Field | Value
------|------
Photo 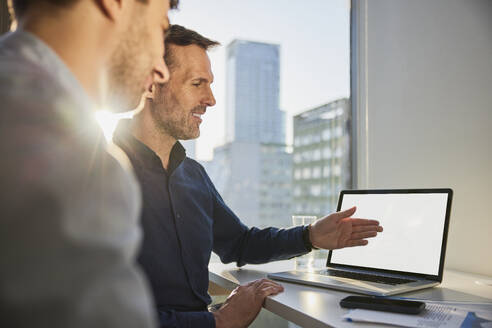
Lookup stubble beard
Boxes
[107,17,153,112]
[150,87,201,141]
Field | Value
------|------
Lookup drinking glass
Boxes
[292,215,317,271]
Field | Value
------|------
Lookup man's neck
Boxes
[19,3,111,107]
[131,109,176,170]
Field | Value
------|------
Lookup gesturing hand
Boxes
[213,278,284,328]
[309,206,383,250]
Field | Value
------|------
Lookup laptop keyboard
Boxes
[320,269,416,285]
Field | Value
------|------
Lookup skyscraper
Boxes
[292,98,351,217]
[207,40,292,228]
[225,40,285,144]
[208,141,292,228]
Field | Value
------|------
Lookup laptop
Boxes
[268,189,453,296]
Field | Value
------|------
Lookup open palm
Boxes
[309,207,383,250]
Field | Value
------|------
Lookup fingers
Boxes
[344,239,369,247]
[256,279,284,292]
[350,218,382,227]
[249,279,264,289]
[352,224,383,233]
[248,278,283,291]
[240,279,284,302]
[259,285,284,297]
[331,206,357,222]
[351,231,378,240]
[257,280,284,299]
[245,280,257,287]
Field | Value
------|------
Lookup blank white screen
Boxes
[330,193,448,276]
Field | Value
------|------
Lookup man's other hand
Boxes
[309,206,383,250]
[212,278,284,328]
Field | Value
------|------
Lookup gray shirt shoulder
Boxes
[0,30,156,328]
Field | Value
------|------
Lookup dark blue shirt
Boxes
[114,121,309,328]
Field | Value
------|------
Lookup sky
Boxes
[170,0,351,160]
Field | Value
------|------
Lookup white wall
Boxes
[352,0,492,276]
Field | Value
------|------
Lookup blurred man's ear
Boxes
[144,84,156,100]
[145,61,170,100]
[97,0,125,22]
[154,61,170,86]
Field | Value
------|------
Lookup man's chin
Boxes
[178,132,200,141]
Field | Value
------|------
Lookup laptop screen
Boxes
[329,190,451,277]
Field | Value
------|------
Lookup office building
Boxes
[208,142,292,228]
[207,40,292,228]
[292,98,351,218]
[225,40,285,144]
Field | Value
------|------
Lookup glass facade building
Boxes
[225,40,285,144]
[292,98,351,217]
[207,40,292,228]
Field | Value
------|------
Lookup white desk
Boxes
[209,261,492,328]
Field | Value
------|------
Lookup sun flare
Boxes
[95,110,134,142]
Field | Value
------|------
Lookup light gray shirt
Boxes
[0,30,156,328]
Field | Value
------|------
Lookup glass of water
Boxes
[292,215,317,271]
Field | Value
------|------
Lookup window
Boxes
[333,165,342,176]
[323,165,331,178]
[335,147,343,158]
[322,129,331,140]
[335,126,343,137]
[310,184,321,196]
[302,167,311,179]
[171,0,351,229]
[302,150,311,161]
[323,146,332,159]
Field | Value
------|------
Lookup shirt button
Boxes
[176,213,181,219]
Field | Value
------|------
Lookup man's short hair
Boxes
[164,24,220,71]
[9,0,179,19]
[9,0,75,18]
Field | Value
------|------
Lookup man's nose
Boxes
[153,59,170,85]
[204,87,216,107]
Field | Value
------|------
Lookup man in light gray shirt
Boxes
[0,0,178,326]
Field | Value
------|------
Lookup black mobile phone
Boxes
[340,296,425,314]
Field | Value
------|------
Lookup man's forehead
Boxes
[171,45,213,77]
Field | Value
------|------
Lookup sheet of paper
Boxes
[421,300,492,323]
[343,303,470,328]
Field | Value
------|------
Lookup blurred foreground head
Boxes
[8,0,179,112]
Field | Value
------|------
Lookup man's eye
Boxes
[192,83,201,87]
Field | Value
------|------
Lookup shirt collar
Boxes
[114,119,187,174]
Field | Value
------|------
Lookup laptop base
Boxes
[267,271,439,297]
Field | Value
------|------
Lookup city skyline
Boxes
[206,40,292,228]
[170,0,350,160]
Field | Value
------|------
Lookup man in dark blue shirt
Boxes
[114,25,383,328]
